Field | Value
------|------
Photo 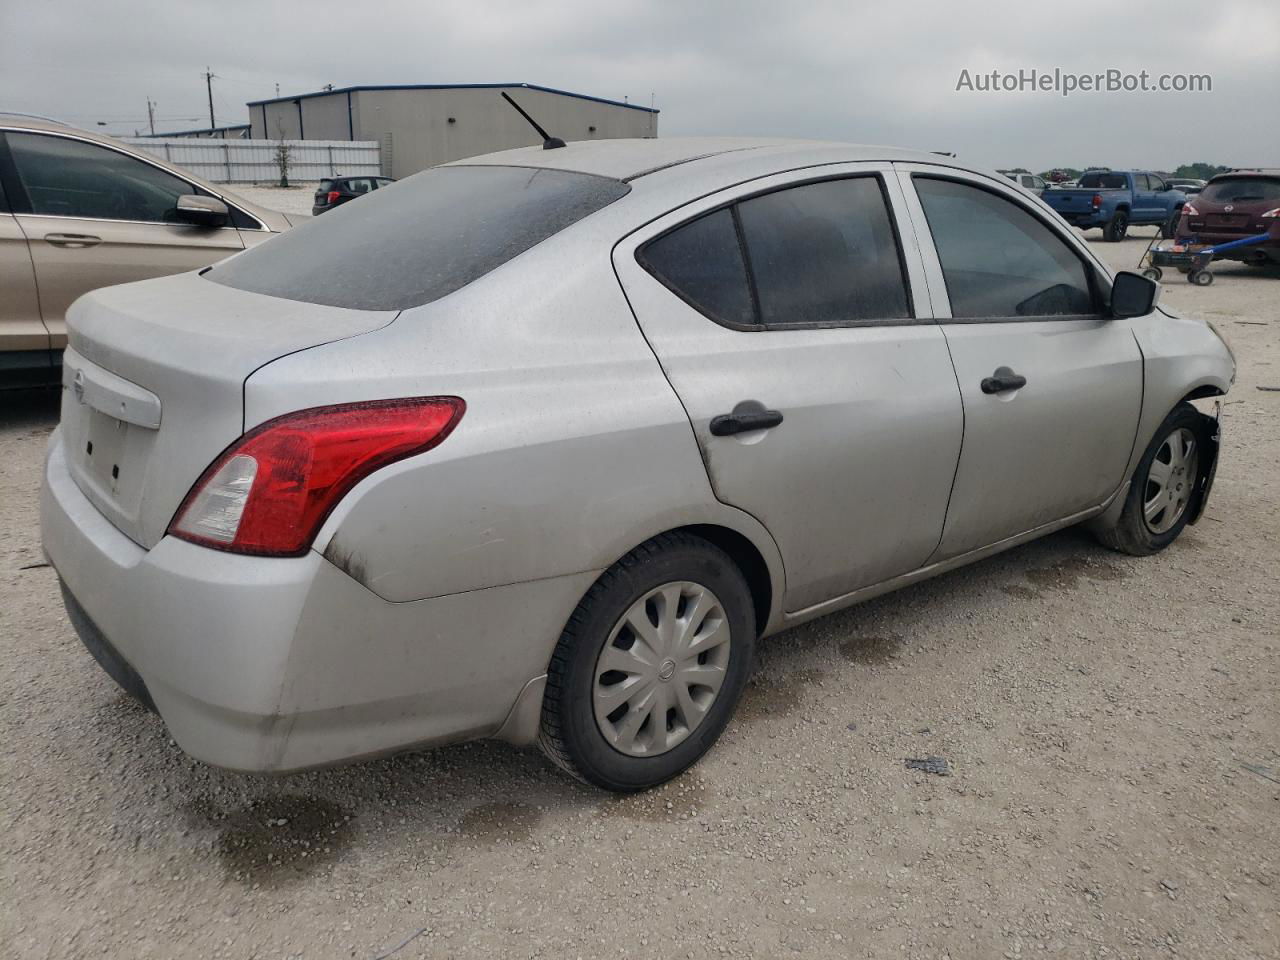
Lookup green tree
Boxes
[1174,162,1232,180]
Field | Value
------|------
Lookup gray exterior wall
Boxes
[250,85,657,178]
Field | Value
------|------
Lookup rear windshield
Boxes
[1199,176,1280,204]
[1078,173,1127,189]
[209,165,630,310]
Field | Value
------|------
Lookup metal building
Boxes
[246,83,659,178]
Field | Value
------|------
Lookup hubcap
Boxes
[1143,427,1198,534]
[592,581,732,757]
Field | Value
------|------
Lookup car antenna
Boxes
[501,92,566,150]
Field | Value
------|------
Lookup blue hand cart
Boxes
[1140,232,1272,286]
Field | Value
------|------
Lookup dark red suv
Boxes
[1177,170,1280,265]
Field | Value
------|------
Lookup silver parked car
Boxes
[41,138,1234,792]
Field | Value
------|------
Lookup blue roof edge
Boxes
[246,82,659,113]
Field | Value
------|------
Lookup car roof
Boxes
[451,137,957,183]
[1211,169,1280,179]
[0,112,79,133]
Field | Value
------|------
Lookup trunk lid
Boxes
[60,271,396,548]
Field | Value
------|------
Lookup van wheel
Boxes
[539,532,756,792]
[1104,210,1129,241]
[1092,404,1205,556]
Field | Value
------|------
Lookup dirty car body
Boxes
[41,138,1234,784]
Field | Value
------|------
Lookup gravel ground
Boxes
[2,233,1277,960]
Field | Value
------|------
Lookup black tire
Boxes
[1161,208,1181,240]
[1103,209,1129,242]
[1092,403,1207,556]
[1190,269,1214,286]
[539,532,756,792]
[1141,266,1163,282]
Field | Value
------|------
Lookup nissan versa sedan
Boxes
[0,114,298,387]
[41,138,1234,792]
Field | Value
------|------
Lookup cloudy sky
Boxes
[3,0,1277,172]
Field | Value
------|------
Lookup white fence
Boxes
[122,138,382,184]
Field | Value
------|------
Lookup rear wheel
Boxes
[1190,269,1214,286]
[1161,208,1181,239]
[539,532,756,792]
[1092,404,1205,556]
[1141,266,1163,282]
[1104,210,1129,242]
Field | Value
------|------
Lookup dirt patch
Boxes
[838,635,901,664]
[1001,584,1042,600]
[457,801,542,844]
[191,795,353,888]
[1025,555,1129,591]
[735,668,828,722]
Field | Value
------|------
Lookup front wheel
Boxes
[539,532,756,792]
[1092,404,1205,556]
[1142,266,1163,282]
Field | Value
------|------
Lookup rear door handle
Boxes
[45,233,102,249]
[980,367,1027,394]
[710,406,784,436]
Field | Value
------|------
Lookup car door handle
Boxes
[980,367,1027,394]
[45,233,102,249]
[709,408,784,436]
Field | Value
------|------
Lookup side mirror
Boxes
[1110,270,1159,319]
[174,194,229,227]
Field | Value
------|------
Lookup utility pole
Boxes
[204,67,216,130]
[146,97,156,136]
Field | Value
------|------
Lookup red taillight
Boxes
[168,398,465,557]
[1262,207,1280,218]
[1183,203,1199,217]
[326,190,341,204]
[1091,193,1102,209]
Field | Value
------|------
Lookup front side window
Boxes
[6,132,192,223]
[639,175,911,329]
[914,176,1096,318]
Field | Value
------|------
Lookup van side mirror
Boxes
[175,195,229,228]
[1110,271,1159,319]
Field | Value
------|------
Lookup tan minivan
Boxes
[1,114,298,387]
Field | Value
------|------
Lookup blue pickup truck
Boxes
[1042,171,1187,241]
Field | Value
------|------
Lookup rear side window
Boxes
[914,176,1096,318]
[639,175,911,329]
[1079,173,1127,189]
[209,165,630,310]
[637,209,755,326]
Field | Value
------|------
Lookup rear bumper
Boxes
[41,429,594,772]
[1056,212,1107,228]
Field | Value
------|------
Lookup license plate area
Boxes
[61,397,159,542]
[81,409,132,493]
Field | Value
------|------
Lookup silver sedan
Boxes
[41,138,1234,791]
